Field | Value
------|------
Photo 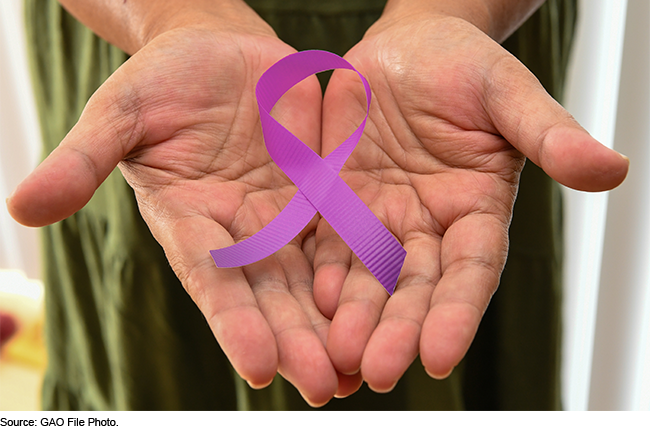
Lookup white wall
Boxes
[562,0,650,411]
[0,0,42,280]
[587,0,650,411]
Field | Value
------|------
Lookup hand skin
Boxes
[314,2,630,393]
[6,0,368,406]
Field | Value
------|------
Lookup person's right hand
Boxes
[6,12,352,406]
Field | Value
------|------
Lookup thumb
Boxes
[485,54,629,192]
[7,74,142,227]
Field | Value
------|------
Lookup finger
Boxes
[296,225,366,401]
[484,51,629,191]
[7,67,143,227]
[360,232,440,392]
[335,371,364,399]
[266,239,339,406]
[160,215,280,388]
[302,228,317,268]
[419,213,507,378]
[313,219,352,319]
[326,255,388,376]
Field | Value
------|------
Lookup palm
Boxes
[315,16,627,391]
[115,31,317,277]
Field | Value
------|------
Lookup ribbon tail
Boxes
[210,190,316,267]
[310,176,407,295]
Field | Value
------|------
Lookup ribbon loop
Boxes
[210,50,406,295]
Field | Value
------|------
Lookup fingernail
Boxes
[368,380,398,394]
[6,194,15,215]
[6,187,16,205]
[425,366,454,380]
[246,379,272,390]
[340,367,361,376]
[300,392,329,408]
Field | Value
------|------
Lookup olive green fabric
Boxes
[25,0,575,410]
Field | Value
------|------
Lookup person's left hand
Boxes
[312,12,629,393]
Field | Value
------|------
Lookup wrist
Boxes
[139,0,276,51]
[372,0,544,42]
[58,0,276,54]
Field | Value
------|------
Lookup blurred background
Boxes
[1,0,46,412]
[1,0,648,411]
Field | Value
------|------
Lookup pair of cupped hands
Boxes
[7,8,628,406]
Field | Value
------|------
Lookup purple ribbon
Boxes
[210,50,406,295]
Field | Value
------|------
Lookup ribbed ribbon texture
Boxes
[210,50,406,295]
